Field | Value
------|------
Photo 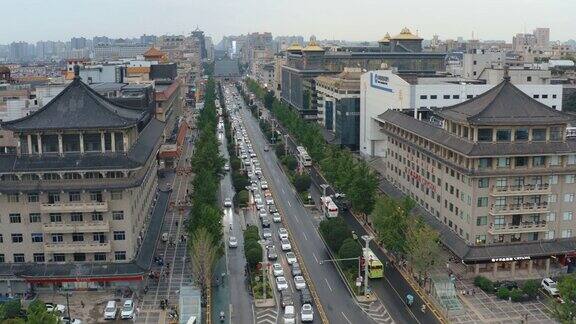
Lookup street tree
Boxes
[406,220,440,282]
[549,275,576,322]
[293,173,311,193]
[189,227,219,301]
[338,238,362,271]
[319,218,351,252]
[371,197,414,254]
[26,299,58,324]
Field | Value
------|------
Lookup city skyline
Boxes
[0,0,574,44]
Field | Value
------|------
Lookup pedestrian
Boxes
[81,300,85,308]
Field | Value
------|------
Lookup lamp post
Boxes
[361,235,373,296]
[59,290,72,320]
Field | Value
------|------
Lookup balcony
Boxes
[42,221,110,233]
[488,221,549,235]
[489,202,549,215]
[40,201,108,213]
[490,183,551,196]
[43,242,111,253]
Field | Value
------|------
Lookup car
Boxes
[280,290,293,307]
[262,228,272,239]
[251,152,257,158]
[261,181,269,189]
[493,280,518,293]
[261,217,271,228]
[266,197,275,205]
[268,205,278,214]
[300,288,313,305]
[103,300,117,320]
[224,198,232,207]
[273,263,284,277]
[542,278,560,296]
[45,303,66,313]
[294,276,307,290]
[276,276,289,291]
[254,194,262,205]
[278,228,289,240]
[291,262,302,276]
[228,236,238,248]
[301,303,314,322]
[244,159,251,166]
[259,210,267,219]
[256,202,265,210]
[267,246,278,260]
[120,299,135,319]
[263,189,272,197]
[264,145,270,152]
[224,163,230,171]
[251,183,259,191]
[286,252,297,264]
[283,305,296,324]
[281,238,292,251]
[59,317,82,324]
[272,213,282,223]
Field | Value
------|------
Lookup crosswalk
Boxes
[358,301,395,324]
[255,307,278,324]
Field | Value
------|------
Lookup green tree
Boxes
[232,172,250,192]
[319,218,351,252]
[522,279,539,298]
[264,90,274,110]
[275,143,286,157]
[405,220,440,281]
[371,197,414,254]
[282,156,298,171]
[189,227,219,303]
[26,299,58,324]
[338,238,362,271]
[549,275,576,322]
[235,190,249,207]
[188,204,222,244]
[245,245,263,270]
[293,173,311,193]
[0,299,22,320]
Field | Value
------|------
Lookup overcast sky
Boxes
[1,0,574,44]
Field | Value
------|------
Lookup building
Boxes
[0,68,166,292]
[360,69,563,157]
[377,77,576,278]
[191,29,207,59]
[462,50,506,79]
[477,66,551,85]
[534,28,550,50]
[70,37,87,50]
[94,43,150,60]
[315,68,361,150]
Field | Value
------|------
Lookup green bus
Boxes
[363,248,384,279]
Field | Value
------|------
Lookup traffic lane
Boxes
[240,106,370,324]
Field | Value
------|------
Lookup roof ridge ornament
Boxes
[503,64,510,82]
[73,65,81,80]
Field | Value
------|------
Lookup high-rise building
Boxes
[9,42,31,62]
[71,37,87,50]
[534,28,550,50]
[191,29,207,59]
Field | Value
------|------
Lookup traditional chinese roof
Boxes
[302,41,325,52]
[286,43,303,52]
[378,33,391,43]
[392,27,422,40]
[436,78,569,126]
[2,76,146,132]
[143,46,165,58]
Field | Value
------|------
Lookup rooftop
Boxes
[391,27,422,40]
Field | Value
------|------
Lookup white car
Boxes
[260,181,269,189]
[266,197,275,205]
[283,305,296,324]
[294,276,307,290]
[273,263,284,277]
[59,317,82,324]
[542,278,560,296]
[286,252,297,265]
[228,236,238,248]
[278,228,289,240]
[224,163,230,171]
[301,303,314,322]
[251,153,257,158]
[256,202,265,210]
[281,238,292,251]
[259,210,267,219]
[120,299,135,319]
[276,276,289,291]
[224,198,232,207]
[272,213,281,223]
[254,194,262,205]
[103,300,117,320]
[45,303,66,313]
[262,228,272,239]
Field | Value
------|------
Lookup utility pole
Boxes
[361,235,373,296]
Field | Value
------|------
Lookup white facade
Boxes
[462,50,506,79]
[360,70,564,157]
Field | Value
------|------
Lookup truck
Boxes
[320,196,339,218]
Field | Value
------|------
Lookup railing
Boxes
[489,202,549,215]
[490,183,550,196]
[40,201,108,213]
[488,221,548,234]
[43,242,111,253]
[42,221,110,233]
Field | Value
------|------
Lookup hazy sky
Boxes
[1,0,574,44]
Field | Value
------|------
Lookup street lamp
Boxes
[361,235,373,296]
[59,290,72,320]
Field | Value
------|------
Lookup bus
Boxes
[361,248,384,279]
[296,146,312,167]
[320,196,339,218]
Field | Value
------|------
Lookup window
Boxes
[0,234,3,243]
[73,253,86,262]
[476,216,487,226]
[549,195,557,203]
[478,178,489,188]
[13,254,25,263]
[31,233,43,243]
[532,128,546,141]
[477,128,493,142]
[70,213,83,222]
[9,214,21,223]
[7,194,19,203]
[115,251,127,261]
[467,94,473,99]
[550,175,558,184]
[568,155,576,165]
[496,129,511,141]
[47,192,60,204]
[112,211,124,220]
[443,95,450,99]
[547,212,556,222]
[477,197,488,207]
[53,254,65,262]
[545,230,555,240]
[420,95,427,99]
[542,94,548,99]
[11,234,23,243]
[453,95,460,99]
[549,156,560,166]
[72,233,84,242]
[111,190,123,200]
[478,158,492,169]
[566,175,575,184]
[27,193,39,203]
[553,94,557,98]
[565,194,575,203]
[92,212,103,221]
[495,177,507,188]
[430,95,437,99]
[50,213,62,222]
[0,254,4,263]
[527,76,532,82]
[93,233,106,243]
[533,156,546,167]
[533,94,540,98]
[563,212,573,221]
[69,191,81,202]
[475,235,486,244]
[29,213,41,223]
[562,229,572,238]
[515,128,529,141]
[113,231,126,241]
[51,234,63,243]
[94,253,107,261]
[90,191,103,202]
[515,157,528,167]
[496,157,510,168]
[550,127,562,141]
[33,253,45,262]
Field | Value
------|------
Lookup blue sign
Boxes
[370,72,394,93]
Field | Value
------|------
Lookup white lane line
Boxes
[313,252,319,264]
[287,200,292,207]
[302,232,308,241]
[341,312,353,324]
[325,278,333,292]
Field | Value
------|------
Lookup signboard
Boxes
[405,167,437,192]
[370,72,394,93]
[491,256,531,262]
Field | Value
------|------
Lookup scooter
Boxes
[220,311,225,322]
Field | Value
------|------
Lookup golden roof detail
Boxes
[392,27,423,40]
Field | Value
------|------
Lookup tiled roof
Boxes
[436,79,571,126]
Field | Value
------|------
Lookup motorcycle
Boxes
[219,311,225,322]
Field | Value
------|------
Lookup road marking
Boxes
[313,252,319,264]
[302,232,308,241]
[341,312,353,324]
[287,200,292,207]
[325,278,333,292]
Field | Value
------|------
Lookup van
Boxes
[103,300,117,320]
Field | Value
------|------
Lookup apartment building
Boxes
[0,69,166,292]
[377,77,576,278]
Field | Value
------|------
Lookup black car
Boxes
[280,290,293,307]
[493,280,518,292]
[300,288,313,305]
